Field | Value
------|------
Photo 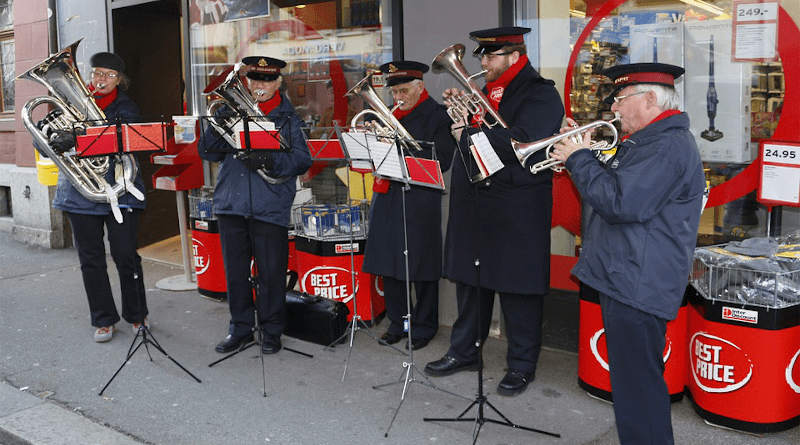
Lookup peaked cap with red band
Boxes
[602,62,685,104]
[242,56,286,81]
[379,60,429,87]
[469,26,530,54]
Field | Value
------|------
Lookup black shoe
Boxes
[406,337,430,351]
[379,331,402,345]
[215,334,252,353]
[424,355,479,377]
[497,369,534,397]
[261,334,282,354]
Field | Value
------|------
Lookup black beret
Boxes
[241,56,286,81]
[469,26,531,54]
[90,52,125,72]
[602,63,685,104]
[379,61,429,87]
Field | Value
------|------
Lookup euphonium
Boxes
[18,40,140,210]
[203,63,288,184]
[345,74,422,152]
[431,44,508,129]
[511,119,619,174]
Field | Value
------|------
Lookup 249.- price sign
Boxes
[735,1,779,21]
[758,141,800,207]
[732,0,780,62]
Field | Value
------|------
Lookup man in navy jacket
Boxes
[199,56,312,355]
[551,63,706,444]
[361,61,455,351]
[425,27,564,397]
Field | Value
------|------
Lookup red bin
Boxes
[191,217,227,301]
[577,283,688,403]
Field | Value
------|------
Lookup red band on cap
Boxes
[475,35,525,44]
[614,72,675,86]
[249,66,280,75]
[386,70,423,79]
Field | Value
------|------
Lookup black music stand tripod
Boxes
[367,136,470,437]
[422,125,559,443]
[200,114,312,397]
[94,117,202,396]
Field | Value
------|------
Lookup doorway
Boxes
[110,0,185,248]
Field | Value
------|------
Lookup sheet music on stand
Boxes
[74,118,169,157]
[337,128,445,190]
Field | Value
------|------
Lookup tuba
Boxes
[345,73,422,152]
[18,40,141,218]
[431,44,508,129]
[203,63,288,185]
[511,119,619,174]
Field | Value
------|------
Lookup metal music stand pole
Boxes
[326,123,382,383]
[370,139,469,436]
[204,115,311,397]
[99,117,201,396]
[422,126,559,443]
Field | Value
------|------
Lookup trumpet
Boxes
[346,74,422,152]
[511,118,619,174]
[431,44,508,129]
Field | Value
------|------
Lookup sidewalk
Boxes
[1,231,799,444]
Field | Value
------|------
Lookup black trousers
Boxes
[382,276,439,340]
[600,292,673,445]
[446,282,543,374]
[217,215,288,338]
[66,209,148,328]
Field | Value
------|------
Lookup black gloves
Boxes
[236,151,275,172]
[214,108,239,128]
[36,109,64,133]
[49,130,76,153]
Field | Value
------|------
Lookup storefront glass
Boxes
[530,0,795,243]
[188,0,392,138]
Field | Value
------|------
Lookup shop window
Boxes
[188,0,392,138]
[562,1,788,242]
[0,0,13,113]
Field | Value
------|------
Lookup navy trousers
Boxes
[66,209,148,328]
[599,292,674,445]
[217,215,288,338]
[382,276,439,340]
[447,282,543,374]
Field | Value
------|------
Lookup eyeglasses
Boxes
[478,51,512,61]
[612,91,647,104]
[90,70,118,79]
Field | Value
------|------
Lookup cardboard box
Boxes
[685,20,754,164]
[630,22,685,110]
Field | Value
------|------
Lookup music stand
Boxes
[339,128,470,435]
[200,113,313,397]
[81,117,203,396]
[422,126,559,442]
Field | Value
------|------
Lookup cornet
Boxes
[511,118,619,174]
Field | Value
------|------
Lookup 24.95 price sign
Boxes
[758,141,800,207]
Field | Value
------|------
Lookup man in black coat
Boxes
[425,27,565,397]
[361,61,455,351]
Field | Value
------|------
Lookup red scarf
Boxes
[92,87,118,110]
[392,89,429,121]
[257,93,282,115]
[619,110,682,141]
[485,55,528,112]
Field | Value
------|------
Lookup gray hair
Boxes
[630,83,680,111]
